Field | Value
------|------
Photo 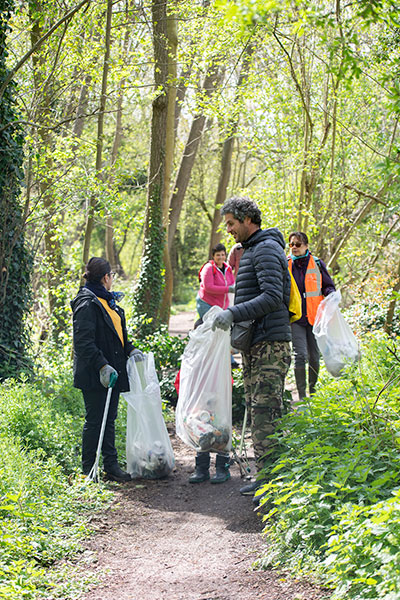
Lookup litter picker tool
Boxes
[86,371,118,483]
[231,405,251,478]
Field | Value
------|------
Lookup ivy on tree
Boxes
[0,0,32,378]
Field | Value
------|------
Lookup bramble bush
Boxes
[256,330,400,600]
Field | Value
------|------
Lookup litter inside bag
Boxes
[313,290,360,377]
[123,353,175,479]
[176,305,232,452]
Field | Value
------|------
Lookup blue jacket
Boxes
[229,228,291,346]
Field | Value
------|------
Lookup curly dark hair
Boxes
[221,196,262,226]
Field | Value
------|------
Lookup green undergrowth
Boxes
[256,330,400,599]
[0,325,192,599]
[0,356,113,599]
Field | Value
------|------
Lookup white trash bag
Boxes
[176,305,232,452]
[123,353,174,479]
[313,290,360,378]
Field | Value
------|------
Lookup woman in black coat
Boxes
[71,257,143,481]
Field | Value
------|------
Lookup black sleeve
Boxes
[319,259,336,296]
[230,242,286,322]
[120,308,134,357]
[73,303,108,372]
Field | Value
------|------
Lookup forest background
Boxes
[2,0,400,367]
[1,1,400,599]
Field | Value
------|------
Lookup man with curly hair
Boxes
[212,197,291,497]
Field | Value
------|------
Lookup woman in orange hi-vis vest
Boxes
[287,232,336,401]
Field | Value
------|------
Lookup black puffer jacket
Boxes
[71,287,134,392]
[229,228,291,345]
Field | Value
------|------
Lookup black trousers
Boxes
[81,387,120,473]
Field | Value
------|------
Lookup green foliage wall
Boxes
[256,331,400,599]
[0,0,31,378]
[0,364,111,600]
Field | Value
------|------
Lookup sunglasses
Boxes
[289,241,303,248]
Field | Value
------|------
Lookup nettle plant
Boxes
[325,490,400,599]
[256,330,400,599]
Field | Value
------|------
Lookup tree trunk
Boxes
[208,43,254,255]
[72,74,91,140]
[0,1,31,377]
[105,30,128,274]
[168,63,220,251]
[29,2,67,338]
[132,0,171,335]
[208,137,236,254]
[159,7,178,324]
[82,0,113,267]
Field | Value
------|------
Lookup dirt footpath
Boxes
[78,312,325,600]
[168,310,196,337]
[80,432,327,600]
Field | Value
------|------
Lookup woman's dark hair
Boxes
[84,257,111,283]
[289,231,309,245]
[221,196,262,226]
[212,243,226,256]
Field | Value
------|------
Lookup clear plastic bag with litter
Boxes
[175,305,232,452]
[123,353,175,479]
[313,290,360,377]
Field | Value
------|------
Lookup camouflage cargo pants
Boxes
[242,340,291,471]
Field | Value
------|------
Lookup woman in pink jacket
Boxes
[196,243,235,320]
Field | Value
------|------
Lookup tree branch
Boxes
[0,0,91,101]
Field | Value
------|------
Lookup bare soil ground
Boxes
[78,312,328,600]
[80,432,328,600]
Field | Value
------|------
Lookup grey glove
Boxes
[212,309,233,331]
[99,364,118,388]
[129,348,145,362]
[228,285,235,293]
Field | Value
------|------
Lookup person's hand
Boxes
[212,309,233,331]
[129,348,145,362]
[228,285,235,293]
[99,364,118,388]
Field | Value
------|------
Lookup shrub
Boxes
[325,491,400,599]
[0,388,111,599]
[256,331,400,599]
[0,373,84,472]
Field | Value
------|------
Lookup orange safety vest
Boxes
[288,254,323,326]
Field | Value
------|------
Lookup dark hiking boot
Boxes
[210,454,231,484]
[189,453,210,483]
[239,479,265,496]
[105,464,132,482]
[294,367,307,401]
